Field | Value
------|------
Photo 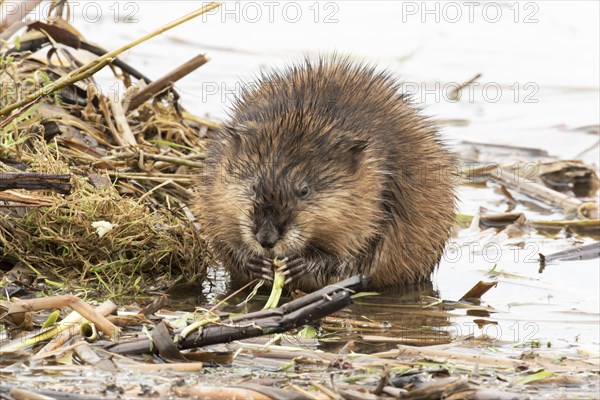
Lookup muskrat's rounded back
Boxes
[194,56,456,291]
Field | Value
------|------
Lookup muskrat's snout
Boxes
[255,219,279,249]
[252,201,292,251]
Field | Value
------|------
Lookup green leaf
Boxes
[41,309,61,329]
[516,370,554,385]
[297,325,317,339]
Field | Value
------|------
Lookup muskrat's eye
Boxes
[299,184,310,198]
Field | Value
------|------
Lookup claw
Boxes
[247,256,275,282]
[276,256,306,284]
[276,256,303,271]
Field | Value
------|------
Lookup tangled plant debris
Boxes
[0,2,599,400]
[0,6,217,295]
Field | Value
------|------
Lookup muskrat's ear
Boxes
[346,139,368,154]
[337,138,368,173]
[220,124,242,144]
[219,121,261,158]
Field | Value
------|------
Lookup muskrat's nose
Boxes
[256,220,279,249]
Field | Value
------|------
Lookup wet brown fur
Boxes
[194,56,456,292]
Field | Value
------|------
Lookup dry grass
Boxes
[0,20,215,295]
[0,139,210,296]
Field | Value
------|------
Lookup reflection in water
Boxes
[332,281,453,353]
[167,274,456,353]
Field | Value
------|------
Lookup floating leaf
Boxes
[459,281,498,302]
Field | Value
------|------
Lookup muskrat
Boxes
[194,57,456,292]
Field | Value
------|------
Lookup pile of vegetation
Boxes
[0,5,218,295]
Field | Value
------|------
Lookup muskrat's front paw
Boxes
[277,257,306,284]
[247,256,275,282]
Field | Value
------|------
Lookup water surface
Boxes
[69,1,600,351]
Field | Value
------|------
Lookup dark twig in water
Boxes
[539,242,600,265]
[104,275,370,356]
